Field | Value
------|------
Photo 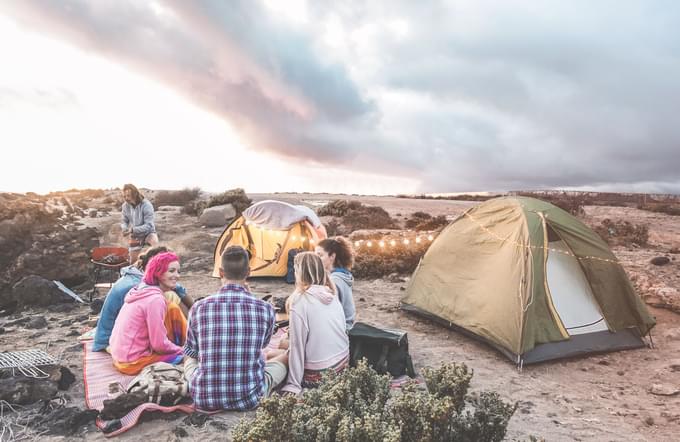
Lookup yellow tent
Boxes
[213,200,326,278]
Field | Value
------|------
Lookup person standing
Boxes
[121,183,159,264]
[183,246,288,411]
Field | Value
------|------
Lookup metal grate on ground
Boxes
[0,349,58,378]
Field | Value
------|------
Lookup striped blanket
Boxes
[82,341,194,437]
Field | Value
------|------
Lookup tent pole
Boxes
[648,330,655,349]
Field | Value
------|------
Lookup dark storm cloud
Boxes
[2,0,680,192]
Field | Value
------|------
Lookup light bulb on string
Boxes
[415,237,422,244]
[427,235,434,241]
[379,241,385,248]
[367,241,373,247]
[390,240,396,247]
[354,241,361,247]
[403,239,410,245]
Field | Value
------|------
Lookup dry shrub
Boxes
[207,188,252,214]
[153,187,201,206]
[592,218,649,246]
[318,200,397,233]
[637,203,680,216]
[232,360,516,442]
[405,212,449,230]
[324,219,342,237]
[353,236,434,279]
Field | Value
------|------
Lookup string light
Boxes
[379,241,385,248]
[354,241,361,247]
[291,235,297,240]
[403,239,410,245]
[366,241,373,247]
[415,237,422,244]
[427,235,434,241]
[390,239,396,247]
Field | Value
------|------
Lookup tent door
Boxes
[546,239,609,335]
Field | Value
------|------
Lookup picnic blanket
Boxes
[82,341,194,437]
[83,328,288,436]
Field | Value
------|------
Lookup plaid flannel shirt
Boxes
[184,283,275,411]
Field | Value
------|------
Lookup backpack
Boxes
[348,322,416,378]
[126,362,188,405]
[285,248,303,284]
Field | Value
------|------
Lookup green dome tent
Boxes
[401,197,655,365]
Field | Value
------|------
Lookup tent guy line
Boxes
[462,211,622,266]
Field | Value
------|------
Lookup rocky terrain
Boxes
[0,189,678,441]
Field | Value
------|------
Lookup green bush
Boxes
[422,362,473,407]
[591,218,649,246]
[352,238,434,279]
[154,187,201,206]
[317,200,397,232]
[232,361,517,442]
[207,188,252,215]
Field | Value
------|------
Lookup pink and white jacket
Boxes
[109,284,182,362]
[281,285,350,394]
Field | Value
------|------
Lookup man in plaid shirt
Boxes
[183,246,288,411]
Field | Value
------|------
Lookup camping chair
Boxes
[90,246,129,302]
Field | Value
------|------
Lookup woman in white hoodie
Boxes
[281,252,350,395]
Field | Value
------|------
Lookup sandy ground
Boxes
[2,194,679,441]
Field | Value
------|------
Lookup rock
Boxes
[649,383,680,396]
[198,204,236,227]
[31,405,99,436]
[0,326,4,334]
[597,360,610,366]
[174,426,189,438]
[9,275,73,308]
[669,247,680,254]
[650,256,671,266]
[26,316,48,329]
[643,415,655,426]
[668,359,680,372]
[0,376,58,405]
[184,413,210,426]
[57,366,76,390]
[59,319,74,326]
[48,303,78,313]
[665,328,680,341]
[90,298,104,315]
[0,193,99,307]
[89,209,97,218]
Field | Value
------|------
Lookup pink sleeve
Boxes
[281,303,309,395]
[146,298,182,355]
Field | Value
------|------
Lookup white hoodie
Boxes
[281,284,349,394]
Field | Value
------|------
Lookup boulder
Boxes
[199,204,236,227]
[650,256,671,266]
[0,376,58,405]
[0,193,99,308]
[9,275,73,308]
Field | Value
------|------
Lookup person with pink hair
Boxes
[110,252,187,375]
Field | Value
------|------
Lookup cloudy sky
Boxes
[1,0,679,195]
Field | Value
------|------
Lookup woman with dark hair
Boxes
[281,252,349,395]
[315,237,356,330]
[121,183,159,264]
[109,252,186,374]
[93,246,194,352]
